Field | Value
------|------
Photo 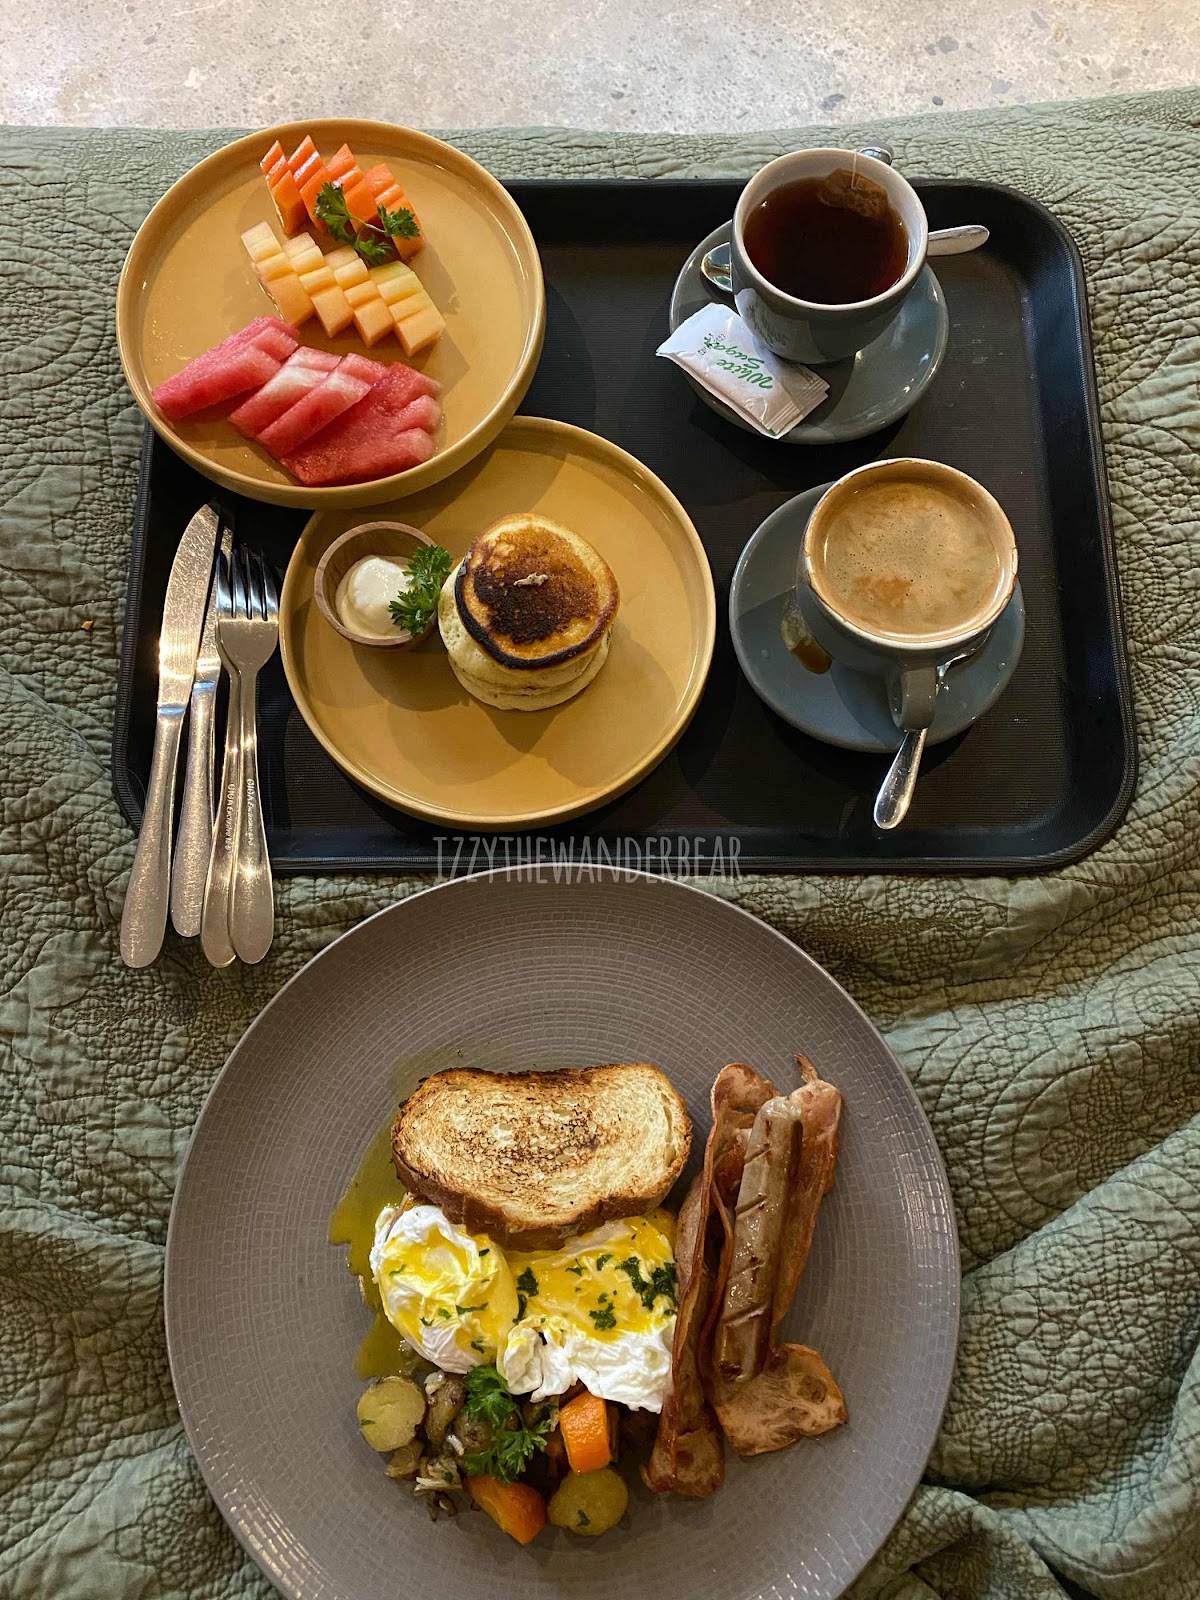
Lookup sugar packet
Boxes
[656,303,829,438]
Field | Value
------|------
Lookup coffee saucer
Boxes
[729,484,1025,753]
[668,223,949,445]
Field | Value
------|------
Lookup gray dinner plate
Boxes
[668,222,949,444]
[166,869,959,1600]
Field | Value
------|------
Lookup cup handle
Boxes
[894,662,938,729]
[859,143,894,166]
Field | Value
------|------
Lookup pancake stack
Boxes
[439,514,619,711]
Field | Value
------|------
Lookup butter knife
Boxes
[120,502,222,969]
[170,521,233,938]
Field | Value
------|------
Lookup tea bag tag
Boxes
[657,303,828,439]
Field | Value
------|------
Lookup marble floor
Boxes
[4,0,1198,130]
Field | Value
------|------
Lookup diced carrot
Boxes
[326,142,356,182]
[341,178,379,226]
[558,1392,612,1476]
[361,162,396,199]
[269,170,308,236]
[468,1476,547,1545]
[287,134,317,173]
[260,140,285,175]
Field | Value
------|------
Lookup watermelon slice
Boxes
[283,362,442,486]
[150,319,298,421]
[228,348,340,437]
[257,353,386,459]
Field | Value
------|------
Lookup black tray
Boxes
[114,178,1135,874]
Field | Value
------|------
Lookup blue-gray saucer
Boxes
[668,222,949,445]
[730,484,1026,753]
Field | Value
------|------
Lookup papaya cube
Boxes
[260,140,285,175]
[341,179,379,225]
[270,170,308,235]
[393,300,445,354]
[287,134,317,173]
[299,264,336,293]
[299,166,334,231]
[309,285,354,337]
[350,295,394,347]
[333,256,370,290]
[294,151,327,191]
[343,280,380,308]
[326,143,356,181]
[241,221,281,262]
[361,163,395,199]
[264,271,315,327]
[255,250,296,283]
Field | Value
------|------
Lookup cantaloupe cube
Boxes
[333,256,369,289]
[299,264,337,293]
[323,246,360,271]
[370,262,422,305]
[393,300,445,354]
[282,233,324,273]
[241,222,281,262]
[255,250,296,283]
[350,295,394,347]
[263,270,315,327]
[308,285,354,337]
[343,280,380,309]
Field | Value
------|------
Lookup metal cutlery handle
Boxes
[120,709,186,967]
[170,680,217,938]
[874,726,928,830]
[200,677,242,968]
[927,224,990,256]
[230,667,274,963]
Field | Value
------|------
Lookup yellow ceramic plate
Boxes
[280,418,716,827]
[116,120,545,509]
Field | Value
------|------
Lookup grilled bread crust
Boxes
[391,1063,692,1247]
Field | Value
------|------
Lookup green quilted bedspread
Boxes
[3,88,1200,1600]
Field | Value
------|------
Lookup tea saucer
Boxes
[729,484,1025,753]
[668,223,949,445]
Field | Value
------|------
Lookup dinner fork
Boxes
[200,551,241,968]
[226,550,279,964]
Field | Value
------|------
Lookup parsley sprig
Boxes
[461,1365,550,1483]
[617,1256,678,1312]
[389,545,454,637]
[315,182,420,265]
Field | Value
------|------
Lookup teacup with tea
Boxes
[731,149,929,364]
[798,459,1018,731]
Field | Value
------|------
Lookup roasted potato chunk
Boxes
[357,1376,426,1452]
[547,1467,629,1536]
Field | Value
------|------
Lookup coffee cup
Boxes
[797,459,1018,731]
[731,148,928,365]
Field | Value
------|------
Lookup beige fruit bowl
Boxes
[115,119,546,509]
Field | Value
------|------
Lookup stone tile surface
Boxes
[5,0,1198,130]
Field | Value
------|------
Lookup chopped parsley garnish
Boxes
[595,1253,613,1270]
[617,1256,678,1311]
[516,1267,539,1297]
[470,1338,486,1354]
[420,1316,432,1327]
[456,1302,488,1315]
[576,1509,591,1527]
[566,1264,586,1277]
[478,1248,489,1256]
[462,1365,550,1483]
[437,1307,451,1320]
[389,544,454,637]
[588,1304,618,1331]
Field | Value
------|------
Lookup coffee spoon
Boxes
[873,642,984,830]
[700,225,990,296]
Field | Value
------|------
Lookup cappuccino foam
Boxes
[811,476,1006,641]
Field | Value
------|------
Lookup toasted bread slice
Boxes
[392,1063,692,1247]
[454,514,619,670]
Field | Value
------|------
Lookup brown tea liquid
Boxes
[743,168,908,304]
